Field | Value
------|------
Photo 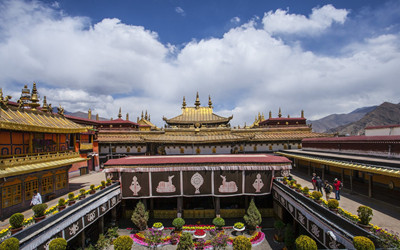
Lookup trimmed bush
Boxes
[90,184,95,190]
[49,238,67,250]
[131,201,149,231]
[328,199,339,209]
[58,198,66,207]
[114,235,133,250]
[302,186,309,194]
[10,213,24,229]
[101,180,106,186]
[296,183,302,189]
[0,237,19,250]
[106,179,112,184]
[32,203,48,217]
[311,191,322,200]
[244,199,262,230]
[233,235,251,250]
[357,206,373,225]
[295,235,317,250]
[68,192,75,200]
[172,217,185,230]
[212,217,225,228]
[177,232,194,250]
[353,236,375,250]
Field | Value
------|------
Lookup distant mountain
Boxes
[65,111,108,121]
[308,105,377,133]
[327,102,400,135]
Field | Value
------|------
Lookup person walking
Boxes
[333,178,342,200]
[316,176,323,193]
[324,180,333,200]
[30,190,42,206]
[311,173,317,190]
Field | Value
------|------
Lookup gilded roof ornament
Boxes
[0,88,12,109]
[182,96,186,109]
[208,95,213,108]
[141,111,144,119]
[145,110,148,120]
[48,103,52,113]
[194,92,200,108]
[301,110,304,118]
[269,111,272,119]
[118,107,122,119]
[57,104,64,116]
[148,114,151,121]
[29,82,40,110]
[126,113,129,121]
[20,85,30,108]
[88,109,92,119]
[96,113,99,121]
[41,96,48,112]
[278,107,282,118]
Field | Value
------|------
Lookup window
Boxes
[25,179,38,200]
[42,176,53,195]
[55,173,67,190]
[2,184,22,208]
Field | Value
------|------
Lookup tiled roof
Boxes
[164,107,232,125]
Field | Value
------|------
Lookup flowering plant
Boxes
[234,222,244,229]
[153,222,163,229]
[194,229,206,236]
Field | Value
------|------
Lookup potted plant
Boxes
[172,217,185,232]
[101,181,106,189]
[210,231,228,249]
[311,191,323,204]
[0,237,19,250]
[32,203,48,223]
[289,180,296,188]
[357,206,373,230]
[9,213,24,235]
[170,232,180,245]
[152,222,164,230]
[302,186,310,197]
[243,198,262,234]
[106,178,112,186]
[233,235,251,250]
[273,219,285,242]
[327,199,339,213]
[282,177,288,185]
[131,201,149,231]
[295,235,317,250]
[89,184,96,194]
[353,236,375,250]
[79,189,86,200]
[194,229,206,238]
[58,198,67,211]
[68,192,75,205]
[212,217,225,231]
[234,222,245,231]
[113,235,133,250]
[49,238,67,250]
[176,232,194,250]
[295,183,302,192]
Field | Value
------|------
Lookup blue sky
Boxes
[1,0,400,127]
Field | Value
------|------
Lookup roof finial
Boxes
[148,114,151,121]
[126,113,129,121]
[278,107,282,118]
[141,111,144,119]
[145,110,148,120]
[29,82,40,110]
[269,110,272,119]
[88,108,92,119]
[118,107,122,119]
[182,96,186,109]
[41,96,48,112]
[301,109,304,118]
[96,113,99,121]
[208,95,213,108]
[194,92,200,108]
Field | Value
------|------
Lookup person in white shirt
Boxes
[30,190,42,206]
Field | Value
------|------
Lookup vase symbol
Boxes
[130,176,141,196]
[191,172,204,194]
[252,173,264,192]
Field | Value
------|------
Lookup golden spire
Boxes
[269,111,272,119]
[29,82,40,110]
[145,110,148,120]
[278,107,282,118]
[118,107,122,119]
[208,95,213,108]
[137,117,139,123]
[262,113,265,120]
[126,113,129,121]
[301,110,304,118]
[148,114,151,121]
[182,96,186,109]
[96,113,99,121]
[0,88,11,108]
[288,114,290,118]
[41,96,48,112]
[194,92,200,108]
[88,109,92,120]
[141,111,144,119]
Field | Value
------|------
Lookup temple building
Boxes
[0,83,88,219]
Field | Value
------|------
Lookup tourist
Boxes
[311,173,317,190]
[30,190,42,206]
[333,178,342,200]
[316,176,323,193]
[323,180,333,200]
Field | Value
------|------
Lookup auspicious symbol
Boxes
[327,231,340,249]
[273,191,278,199]
[218,175,238,193]
[69,223,80,236]
[101,204,107,212]
[191,172,204,194]
[288,203,294,213]
[156,175,176,193]
[130,176,141,196]
[311,224,320,237]
[86,211,96,222]
[111,197,116,206]
[252,173,264,192]
[281,170,290,177]
[298,212,305,225]
[280,197,285,205]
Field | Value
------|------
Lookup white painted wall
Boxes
[365,127,400,136]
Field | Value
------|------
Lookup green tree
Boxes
[177,232,194,250]
[243,198,262,230]
[131,201,149,230]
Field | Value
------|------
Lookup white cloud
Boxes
[175,7,185,16]
[230,16,240,24]
[263,4,349,35]
[1,0,399,127]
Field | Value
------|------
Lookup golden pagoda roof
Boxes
[0,107,88,133]
[163,107,232,125]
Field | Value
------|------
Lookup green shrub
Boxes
[106,179,111,184]
[90,184,95,190]
[353,236,375,250]
[302,186,309,194]
[68,192,75,200]
[295,235,317,250]
[244,198,262,230]
[296,183,302,189]
[79,189,85,194]
[177,232,194,250]
[328,199,339,209]
[58,198,66,207]
[172,217,185,230]
[131,201,149,231]
[357,206,373,225]
[0,237,19,250]
[49,238,67,250]
[212,217,225,228]
[101,180,106,186]
[10,213,24,229]
[274,219,285,231]
[32,203,48,217]
[311,191,322,200]
[113,235,133,250]
[233,235,251,250]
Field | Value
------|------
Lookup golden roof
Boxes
[0,107,88,133]
[163,107,232,125]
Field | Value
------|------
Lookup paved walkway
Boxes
[290,170,400,235]
[0,171,107,230]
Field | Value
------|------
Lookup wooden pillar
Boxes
[341,169,345,184]
[98,215,104,235]
[150,198,154,211]
[56,134,60,151]
[350,170,353,192]
[368,174,373,198]
[111,206,117,226]
[29,132,33,154]
[215,197,220,217]
[73,134,77,151]
[177,197,183,218]
[79,229,86,248]
[245,196,249,210]
[321,165,325,181]
[121,199,126,219]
